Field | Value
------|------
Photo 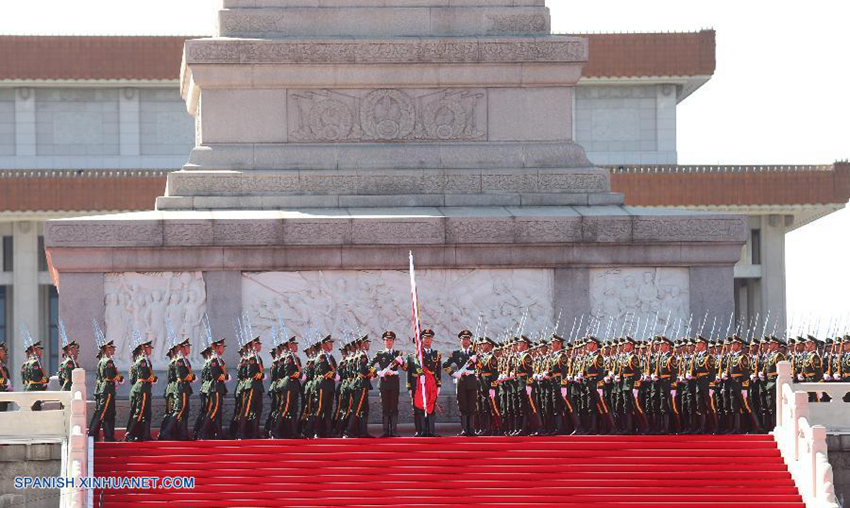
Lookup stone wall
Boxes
[0,443,61,508]
[827,434,850,507]
[0,89,14,156]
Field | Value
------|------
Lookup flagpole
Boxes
[409,252,428,415]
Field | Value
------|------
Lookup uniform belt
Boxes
[659,375,671,379]
[730,374,742,378]
[697,373,710,377]
[622,373,635,377]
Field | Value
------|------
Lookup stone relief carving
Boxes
[589,268,689,339]
[47,223,162,247]
[290,89,485,143]
[104,272,207,370]
[185,38,588,65]
[242,269,553,361]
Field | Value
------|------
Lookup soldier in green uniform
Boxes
[721,335,750,434]
[688,336,715,434]
[125,331,156,442]
[195,335,216,440]
[759,335,785,430]
[800,336,823,402]
[314,335,337,438]
[334,340,352,438]
[548,334,577,435]
[160,337,196,441]
[443,329,478,437]
[407,329,441,437]
[299,341,319,438]
[371,331,404,438]
[229,338,250,439]
[615,337,640,434]
[476,336,499,436]
[272,336,302,439]
[346,335,375,438]
[237,336,265,439]
[0,341,9,412]
[198,337,228,440]
[88,324,123,441]
[21,327,49,410]
[56,320,79,392]
[649,336,677,435]
[580,336,607,435]
[265,336,285,438]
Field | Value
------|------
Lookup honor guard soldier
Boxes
[371,331,405,438]
[195,334,217,440]
[347,335,375,438]
[334,340,353,438]
[407,329,441,437]
[229,335,250,438]
[800,336,823,402]
[314,335,337,438]
[266,336,286,438]
[272,336,302,439]
[649,336,676,435]
[476,336,500,436]
[581,336,608,435]
[21,326,49,410]
[614,337,640,434]
[688,335,716,434]
[89,321,122,441]
[56,320,79,392]
[513,335,540,436]
[0,341,9,412]
[721,335,750,434]
[198,336,228,440]
[443,329,478,437]
[125,331,156,442]
[237,335,265,439]
[160,336,196,441]
[759,335,786,430]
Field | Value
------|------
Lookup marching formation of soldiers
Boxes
[3,315,849,442]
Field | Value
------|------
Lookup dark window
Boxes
[38,236,47,272]
[48,286,59,374]
[2,236,11,272]
[751,229,761,265]
[0,287,6,344]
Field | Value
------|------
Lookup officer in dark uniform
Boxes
[346,335,375,438]
[237,336,264,439]
[314,335,337,438]
[88,335,122,441]
[371,331,404,437]
[443,329,479,437]
[722,335,750,434]
[476,336,500,436]
[760,335,785,430]
[125,334,156,442]
[198,337,228,440]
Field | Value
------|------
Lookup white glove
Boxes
[742,390,748,398]
[824,374,832,381]
[614,375,621,383]
[300,374,306,382]
[118,378,125,385]
[604,376,612,384]
[334,374,341,382]
[525,386,533,396]
[796,374,804,382]
[452,371,462,379]
[452,377,458,385]
[498,374,505,381]
[560,387,568,398]
[651,375,658,382]
[685,373,692,380]
[377,369,387,379]
[632,389,638,398]
[262,373,267,381]
[709,389,714,397]
[758,372,765,380]
[437,388,441,396]
[577,375,584,382]
[395,356,404,364]
[470,355,477,363]
[596,388,603,398]
[489,389,496,398]
[722,373,729,381]
[225,374,231,382]
[750,374,756,381]
[671,389,677,398]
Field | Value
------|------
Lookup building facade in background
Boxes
[0,32,847,378]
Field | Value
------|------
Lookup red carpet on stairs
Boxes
[93,434,803,507]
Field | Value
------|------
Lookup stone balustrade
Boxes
[0,368,88,508]
[775,361,841,508]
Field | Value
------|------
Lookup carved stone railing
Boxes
[775,361,841,508]
[0,368,88,508]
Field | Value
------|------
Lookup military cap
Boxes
[622,336,636,345]
[421,329,435,338]
[731,335,745,344]
[458,329,473,338]
[382,330,397,340]
[550,333,565,343]
[585,336,601,346]
[285,336,297,344]
[825,338,834,345]
[517,335,532,345]
[695,335,709,344]
[62,339,80,351]
[481,336,497,346]
[0,341,6,351]
[806,334,817,342]
[321,334,333,344]
[768,335,782,344]
[213,337,227,347]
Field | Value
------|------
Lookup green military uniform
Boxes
[615,338,640,434]
[88,349,122,441]
[198,342,228,440]
[475,337,500,436]
[272,337,302,439]
[313,336,337,438]
[57,352,78,392]
[346,336,375,438]
[125,339,156,442]
[581,338,606,435]
[159,338,196,441]
[407,330,441,437]
[236,338,264,440]
[229,347,251,439]
[759,337,785,430]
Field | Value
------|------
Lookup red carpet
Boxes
[93,434,803,507]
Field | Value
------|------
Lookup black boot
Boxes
[380,415,390,438]
[359,416,374,438]
[390,415,400,437]
[103,420,116,442]
[414,413,424,437]
[428,414,438,437]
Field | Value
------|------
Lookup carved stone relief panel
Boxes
[288,88,486,143]
[589,267,689,339]
[104,272,207,370]
[242,269,553,361]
